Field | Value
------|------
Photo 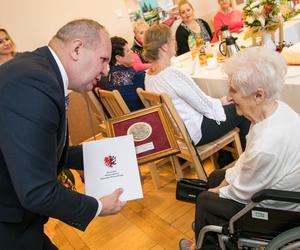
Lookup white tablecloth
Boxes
[176,52,300,114]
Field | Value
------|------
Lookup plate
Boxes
[204,64,219,70]
[286,66,300,78]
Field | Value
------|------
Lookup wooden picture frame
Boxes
[107,105,179,164]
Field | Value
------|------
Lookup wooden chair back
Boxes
[137,88,162,107]
[84,91,109,137]
[137,88,182,140]
[160,93,208,180]
[68,91,103,145]
[161,92,243,174]
[95,89,130,118]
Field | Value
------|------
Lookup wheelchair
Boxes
[196,189,300,250]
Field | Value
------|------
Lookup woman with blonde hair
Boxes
[0,29,16,65]
[143,24,250,151]
[175,0,212,55]
[131,20,151,71]
[211,0,244,42]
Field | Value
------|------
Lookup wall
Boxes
[0,0,134,52]
[0,0,230,52]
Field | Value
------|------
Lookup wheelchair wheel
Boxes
[266,227,300,250]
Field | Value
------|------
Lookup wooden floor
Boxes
[45,160,214,250]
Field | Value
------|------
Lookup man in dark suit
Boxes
[0,19,126,250]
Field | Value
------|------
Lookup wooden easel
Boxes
[251,21,284,48]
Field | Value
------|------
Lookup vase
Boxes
[262,32,277,51]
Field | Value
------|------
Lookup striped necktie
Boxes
[65,94,70,111]
[63,94,69,147]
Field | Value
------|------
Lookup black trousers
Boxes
[194,170,245,245]
[43,233,58,250]
[196,104,250,151]
[0,211,58,250]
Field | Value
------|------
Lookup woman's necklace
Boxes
[189,21,200,33]
[149,60,170,75]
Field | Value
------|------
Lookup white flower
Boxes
[258,16,266,27]
[246,16,255,24]
[250,0,262,9]
[258,5,264,13]
[244,0,279,29]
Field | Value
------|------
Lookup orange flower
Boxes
[263,3,273,16]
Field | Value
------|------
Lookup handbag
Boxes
[176,178,207,204]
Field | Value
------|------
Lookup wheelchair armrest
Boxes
[252,189,300,203]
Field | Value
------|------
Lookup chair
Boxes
[68,91,105,145]
[68,91,107,182]
[137,88,243,181]
[195,189,300,249]
[94,89,130,117]
[84,91,109,137]
[94,88,170,190]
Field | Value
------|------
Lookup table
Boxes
[176,52,300,114]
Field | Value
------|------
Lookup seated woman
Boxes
[211,0,244,43]
[143,24,250,151]
[131,20,151,71]
[175,0,212,56]
[0,28,16,65]
[99,36,145,112]
[180,47,300,250]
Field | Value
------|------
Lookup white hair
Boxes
[133,20,149,35]
[223,47,287,99]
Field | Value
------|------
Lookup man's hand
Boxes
[99,188,126,216]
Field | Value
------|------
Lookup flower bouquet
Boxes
[243,0,282,40]
[58,168,76,190]
[279,0,292,19]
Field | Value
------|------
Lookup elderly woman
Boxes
[175,0,212,56]
[143,24,250,152]
[0,29,16,65]
[211,0,244,43]
[131,20,151,71]
[179,47,300,250]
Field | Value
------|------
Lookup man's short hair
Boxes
[53,19,105,48]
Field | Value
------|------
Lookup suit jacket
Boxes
[0,47,98,249]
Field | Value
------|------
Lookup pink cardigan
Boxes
[132,53,150,71]
[212,9,244,43]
